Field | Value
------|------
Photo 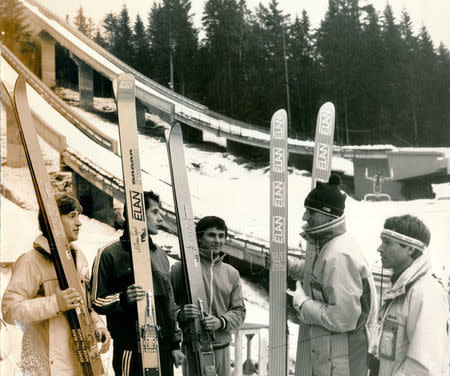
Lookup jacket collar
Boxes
[200,250,226,265]
[33,234,79,258]
[383,255,430,301]
[301,215,346,247]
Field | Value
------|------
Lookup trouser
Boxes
[182,343,231,376]
[112,340,174,376]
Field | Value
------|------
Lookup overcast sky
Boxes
[36,0,449,48]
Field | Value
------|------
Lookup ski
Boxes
[115,73,161,376]
[166,124,217,376]
[295,102,335,376]
[268,109,288,375]
[7,76,106,376]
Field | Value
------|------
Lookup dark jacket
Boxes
[90,234,181,350]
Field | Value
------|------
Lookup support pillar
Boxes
[136,99,146,130]
[5,105,26,167]
[39,31,56,88]
[71,172,115,226]
[72,55,94,110]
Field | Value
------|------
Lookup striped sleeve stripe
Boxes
[92,293,121,307]
[91,240,118,302]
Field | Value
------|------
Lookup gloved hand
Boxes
[293,281,311,312]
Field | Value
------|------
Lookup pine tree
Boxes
[148,0,198,96]
[114,5,133,64]
[202,0,251,115]
[360,4,384,143]
[316,0,366,144]
[0,0,40,75]
[289,10,317,137]
[73,6,93,38]
[102,12,118,51]
[93,29,107,48]
[378,4,406,144]
[132,14,150,75]
[0,0,27,52]
[435,44,450,145]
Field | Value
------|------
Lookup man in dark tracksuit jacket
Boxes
[91,191,184,376]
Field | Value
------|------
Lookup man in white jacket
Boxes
[290,175,377,376]
[1,194,110,375]
[372,215,450,376]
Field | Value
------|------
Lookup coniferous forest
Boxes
[1,0,449,146]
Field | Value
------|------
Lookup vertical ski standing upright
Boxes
[116,73,161,376]
[295,102,335,376]
[6,76,106,376]
[269,109,288,375]
[166,124,217,376]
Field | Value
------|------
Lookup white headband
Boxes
[381,228,426,252]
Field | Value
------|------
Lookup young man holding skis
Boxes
[290,175,377,376]
[371,215,449,376]
[1,194,111,375]
[91,190,184,376]
[171,216,246,376]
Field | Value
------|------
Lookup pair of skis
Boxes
[268,103,335,375]
[3,77,106,376]
[166,124,217,376]
[117,75,216,375]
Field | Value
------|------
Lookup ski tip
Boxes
[272,108,287,119]
[169,123,182,139]
[270,109,288,138]
[319,101,335,113]
[14,75,26,94]
[116,73,135,99]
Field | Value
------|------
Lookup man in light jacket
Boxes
[1,194,110,375]
[171,216,246,376]
[291,175,377,376]
[372,215,450,376]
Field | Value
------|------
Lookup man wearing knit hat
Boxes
[289,174,377,376]
[371,215,449,376]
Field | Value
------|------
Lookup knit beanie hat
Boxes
[304,174,346,217]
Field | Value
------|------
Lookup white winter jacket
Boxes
[289,218,378,376]
[374,255,450,376]
[1,235,105,376]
